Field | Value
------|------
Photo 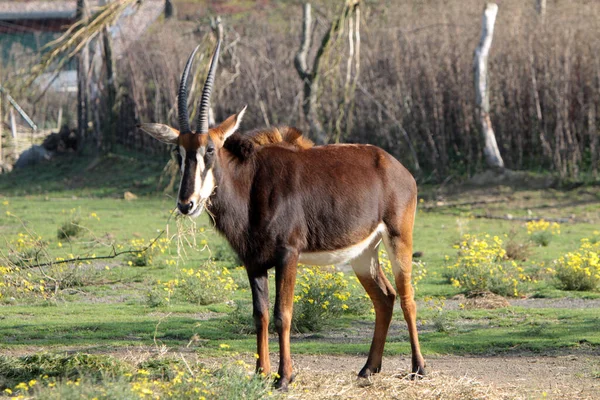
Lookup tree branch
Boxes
[18,230,166,270]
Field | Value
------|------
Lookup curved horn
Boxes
[197,38,222,133]
[177,45,200,134]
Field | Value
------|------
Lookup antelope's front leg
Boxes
[273,251,298,390]
[248,271,271,375]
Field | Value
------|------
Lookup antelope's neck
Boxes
[206,156,253,257]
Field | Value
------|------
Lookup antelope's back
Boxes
[251,142,416,252]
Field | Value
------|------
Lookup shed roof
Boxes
[0,1,104,21]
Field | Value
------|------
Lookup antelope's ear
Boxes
[217,106,247,143]
[137,123,179,144]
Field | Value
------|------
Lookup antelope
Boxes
[139,40,425,389]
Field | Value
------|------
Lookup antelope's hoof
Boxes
[274,373,295,391]
[409,362,426,380]
[358,364,381,378]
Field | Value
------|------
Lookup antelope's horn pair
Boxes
[177,38,222,134]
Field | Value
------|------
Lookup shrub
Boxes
[6,233,47,267]
[124,238,160,267]
[504,232,533,261]
[178,262,238,305]
[591,230,600,245]
[293,266,367,332]
[526,219,560,247]
[224,300,257,335]
[422,297,455,333]
[145,278,178,307]
[551,239,600,291]
[444,234,531,297]
[57,219,83,240]
[0,265,49,302]
[3,356,277,400]
[0,353,132,390]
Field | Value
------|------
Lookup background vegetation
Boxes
[2,0,599,180]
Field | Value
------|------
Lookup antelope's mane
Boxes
[245,126,314,150]
[224,126,314,160]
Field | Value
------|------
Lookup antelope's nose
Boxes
[177,200,194,215]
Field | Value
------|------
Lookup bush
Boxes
[422,297,455,334]
[526,219,560,247]
[293,266,367,332]
[2,356,277,400]
[551,239,600,291]
[0,353,132,390]
[145,278,178,307]
[1,261,106,303]
[444,234,531,297]
[504,232,533,261]
[6,233,47,267]
[224,300,257,335]
[178,262,238,305]
[57,219,83,240]
[124,238,169,267]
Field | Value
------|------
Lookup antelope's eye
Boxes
[206,146,215,154]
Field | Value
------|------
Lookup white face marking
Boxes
[178,145,216,218]
[178,146,187,208]
[199,169,215,200]
[298,223,386,267]
[193,148,205,200]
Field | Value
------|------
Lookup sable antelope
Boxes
[139,40,425,389]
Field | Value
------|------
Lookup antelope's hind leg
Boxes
[350,247,397,378]
[383,218,426,377]
[273,250,299,390]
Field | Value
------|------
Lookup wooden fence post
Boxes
[474,3,504,170]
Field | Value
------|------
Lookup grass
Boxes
[0,153,599,397]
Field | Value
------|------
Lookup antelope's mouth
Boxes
[188,203,204,218]
[177,199,207,219]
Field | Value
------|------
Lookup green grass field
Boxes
[1,153,599,398]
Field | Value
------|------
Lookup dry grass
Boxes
[287,370,514,400]
[464,291,510,310]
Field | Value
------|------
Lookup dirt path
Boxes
[285,353,600,399]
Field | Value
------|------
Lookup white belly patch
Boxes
[298,223,385,265]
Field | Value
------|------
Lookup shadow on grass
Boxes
[0,150,169,198]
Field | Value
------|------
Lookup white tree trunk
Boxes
[474,3,504,169]
[536,0,547,21]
